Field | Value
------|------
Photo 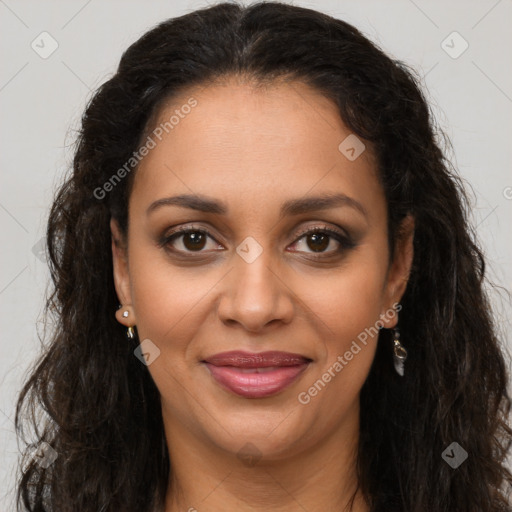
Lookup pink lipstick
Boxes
[202,350,311,398]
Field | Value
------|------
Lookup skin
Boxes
[111,76,414,512]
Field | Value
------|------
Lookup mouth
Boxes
[202,351,312,399]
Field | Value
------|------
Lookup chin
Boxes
[201,414,310,462]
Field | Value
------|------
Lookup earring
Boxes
[116,305,136,339]
[392,327,407,377]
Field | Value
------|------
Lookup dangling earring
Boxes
[116,305,135,339]
[392,327,407,377]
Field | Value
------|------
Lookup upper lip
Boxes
[203,351,312,368]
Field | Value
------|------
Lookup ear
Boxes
[380,214,414,329]
[111,218,134,327]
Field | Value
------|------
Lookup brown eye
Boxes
[304,232,330,253]
[180,231,207,251]
[289,226,354,256]
[159,224,356,258]
[161,227,222,254]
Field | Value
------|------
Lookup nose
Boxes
[216,244,295,333]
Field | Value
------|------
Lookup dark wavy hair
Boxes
[15,2,512,511]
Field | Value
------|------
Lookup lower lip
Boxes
[204,362,310,398]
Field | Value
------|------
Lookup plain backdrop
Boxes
[1,0,511,509]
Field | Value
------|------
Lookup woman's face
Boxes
[112,78,413,461]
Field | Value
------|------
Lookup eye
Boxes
[159,224,356,257]
[289,226,355,256]
[160,225,223,253]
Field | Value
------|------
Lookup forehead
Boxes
[131,78,383,221]
[145,78,359,167]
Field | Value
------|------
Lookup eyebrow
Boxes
[146,192,368,219]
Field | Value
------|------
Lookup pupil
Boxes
[184,232,206,251]
[308,233,328,252]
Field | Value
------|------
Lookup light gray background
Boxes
[1,0,511,509]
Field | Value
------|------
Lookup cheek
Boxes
[308,252,388,343]
[295,280,383,434]
[133,284,213,352]
[127,245,210,346]
[299,250,387,399]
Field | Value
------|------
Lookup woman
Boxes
[15,2,512,511]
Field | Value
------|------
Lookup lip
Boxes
[202,351,312,399]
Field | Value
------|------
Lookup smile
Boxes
[202,350,312,399]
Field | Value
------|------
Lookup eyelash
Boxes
[158,224,356,259]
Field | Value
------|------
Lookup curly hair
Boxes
[15,2,512,511]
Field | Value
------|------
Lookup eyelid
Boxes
[293,224,349,242]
